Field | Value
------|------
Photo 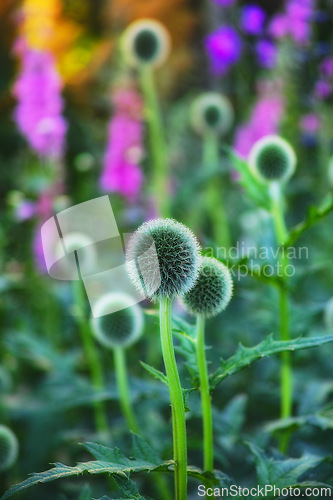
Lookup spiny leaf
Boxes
[248,443,327,488]
[113,476,153,500]
[82,442,132,466]
[1,442,173,500]
[131,434,161,465]
[285,194,333,247]
[140,362,168,386]
[186,466,233,489]
[265,404,333,434]
[210,334,333,390]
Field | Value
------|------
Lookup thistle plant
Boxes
[0,425,18,473]
[190,93,234,248]
[121,19,171,217]
[91,293,144,434]
[248,135,296,448]
[126,218,201,500]
[183,257,233,472]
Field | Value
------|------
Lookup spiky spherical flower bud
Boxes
[91,293,144,349]
[182,257,233,318]
[0,425,18,472]
[121,19,171,69]
[249,135,296,183]
[126,218,201,302]
[324,297,333,331]
[190,92,234,137]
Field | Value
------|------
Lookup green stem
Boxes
[196,315,213,472]
[271,185,292,451]
[159,298,187,500]
[113,347,140,434]
[203,133,231,249]
[140,66,169,217]
[73,280,109,435]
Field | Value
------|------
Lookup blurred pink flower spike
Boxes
[40,196,160,315]
[100,87,144,203]
[13,43,67,160]
[234,83,284,157]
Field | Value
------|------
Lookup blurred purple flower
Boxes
[205,26,242,75]
[269,14,289,39]
[242,5,266,35]
[321,57,333,76]
[13,42,67,160]
[100,87,144,202]
[15,200,36,220]
[314,80,332,99]
[212,0,236,6]
[234,84,284,157]
[269,0,314,46]
[256,40,277,68]
[300,113,320,134]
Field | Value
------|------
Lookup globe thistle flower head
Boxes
[121,19,171,69]
[126,218,201,302]
[91,293,144,349]
[183,257,233,318]
[249,135,296,183]
[190,93,234,137]
[324,297,333,331]
[0,425,19,472]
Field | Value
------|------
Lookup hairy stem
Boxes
[271,184,292,451]
[196,315,213,472]
[113,347,140,434]
[159,297,187,500]
[140,67,169,217]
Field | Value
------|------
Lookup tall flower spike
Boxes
[249,135,296,183]
[183,257,233,318]
[0,425,19,473]
[190,93,234,137]
[100,86,144,203]
[126,218,201,302]
[121,19,171,69]
[91,293,144,349]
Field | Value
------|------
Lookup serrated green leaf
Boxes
[186,466,233,489]
[210,334,333,390]
[248,443,325,488]
[265,404,333,434]
[131,434,161,465]
[1,443,173,500]
[82,442,132,466]
[285,194,333,247]
[140,362,168,386]
[113,476,153,500]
